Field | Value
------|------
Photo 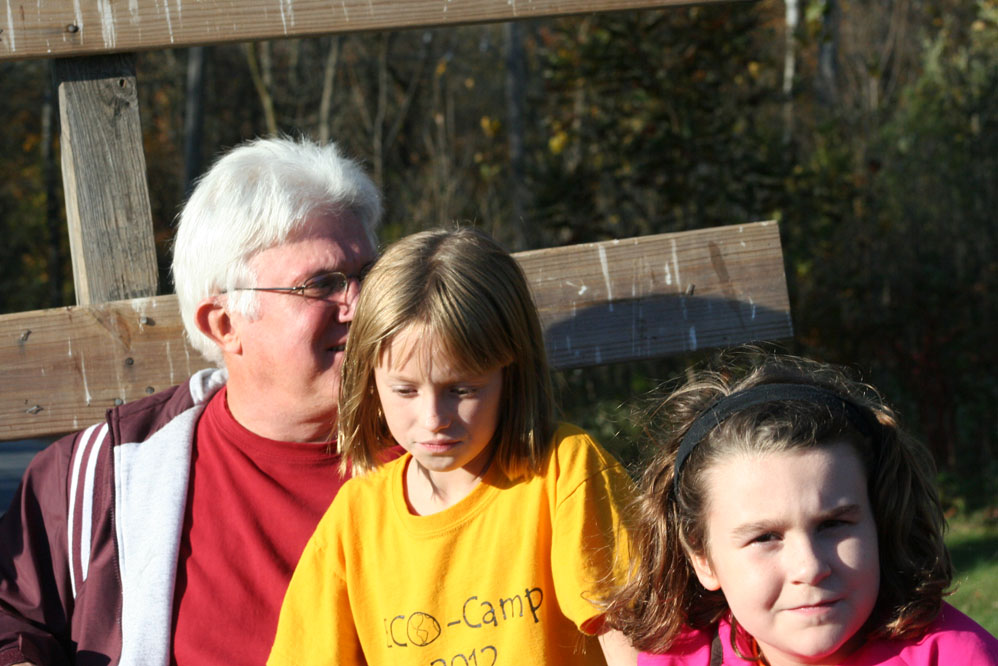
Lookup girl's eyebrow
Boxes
[727,503,863,540]
[820,503,863,520]
[729,519,784,541]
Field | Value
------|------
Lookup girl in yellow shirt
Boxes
[269,227,636,666]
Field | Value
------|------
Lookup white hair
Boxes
[172,136,382,365]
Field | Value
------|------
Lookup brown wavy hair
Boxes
[602,351,952,655]
[337,226,555,479]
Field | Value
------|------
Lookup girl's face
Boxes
[689,442,880,666]
[375,326,503,484]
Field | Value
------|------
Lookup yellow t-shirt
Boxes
[268,424,634,666]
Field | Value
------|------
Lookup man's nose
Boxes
[338,278,362,321]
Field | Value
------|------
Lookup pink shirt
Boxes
[638,604,998,665]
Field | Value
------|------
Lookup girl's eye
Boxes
[819,519,849,531]
[751,532,780,545]
[451,386,478,397]
[392,386,417,397]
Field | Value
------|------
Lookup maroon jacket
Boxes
[0,369,227,666]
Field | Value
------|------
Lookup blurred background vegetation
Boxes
[0,0,995,628]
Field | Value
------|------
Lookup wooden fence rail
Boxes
[0,0,731,62]
[0,221,791,441]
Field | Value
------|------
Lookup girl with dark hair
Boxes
[604,352,997,665]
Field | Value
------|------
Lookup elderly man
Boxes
[0,137,380,666]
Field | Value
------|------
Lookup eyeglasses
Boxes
[228,264,372,302]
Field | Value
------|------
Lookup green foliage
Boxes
[553,356,706,474]
[0,61,69,312]
[786,0,998,471]
[529,4,786,244]
[945,508,998,636]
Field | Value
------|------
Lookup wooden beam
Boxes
[524,221,791,369]
[0,222,791,441]
[0,296,201,440]
[0,0,729,62]
[56,53,158,304]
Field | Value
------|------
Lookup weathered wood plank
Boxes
[0,297,202,440]
[524,221,791,368]
[56,53,158,304]
[0,0,729,62]
[0,222,791,441]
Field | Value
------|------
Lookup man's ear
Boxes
[194,298,241,355]
[689,548,721,591]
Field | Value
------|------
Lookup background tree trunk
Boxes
[504,21,530,250]
[42,64,62,307]
[782,0,798,143]
[183,46,207,198]
[816,0,839,107]
[245,42,278,136]
[318,36,341,144]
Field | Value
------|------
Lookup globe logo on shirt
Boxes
[407,612,442,646]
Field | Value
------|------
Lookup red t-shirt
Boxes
[171,387,347,665]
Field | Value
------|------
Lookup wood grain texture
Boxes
[56,53,158,304]
[522,221,791,368]
[0,222,791,441]
[0,296,205,441]
[0,0,731,62]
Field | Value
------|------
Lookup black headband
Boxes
[673,383,880,496]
